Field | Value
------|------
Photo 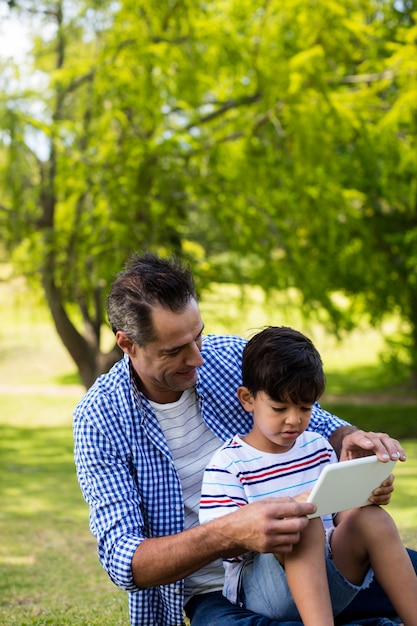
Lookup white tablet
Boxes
[307,455,397,518]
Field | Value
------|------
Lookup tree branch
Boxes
[186,92,261,129]
[329,69,395,84]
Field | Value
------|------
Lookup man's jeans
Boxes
[185,548,417,626]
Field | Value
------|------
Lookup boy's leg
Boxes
[282,517,333,626]
[239,553,301,621]
[330,507,417,626]
[240,518,333,625]
[338,547,417,622]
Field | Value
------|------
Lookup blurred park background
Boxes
[1,0,417,624]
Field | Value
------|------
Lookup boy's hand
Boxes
[293,491,311,503]
[368,474,395,505]
[338,430,404,506]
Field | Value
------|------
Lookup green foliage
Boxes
[1,0,417,383]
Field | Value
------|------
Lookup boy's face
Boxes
[237,388,313,453]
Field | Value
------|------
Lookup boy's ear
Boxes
[237,386,255,411]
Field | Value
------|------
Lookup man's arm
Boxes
[329,426,406,462]
[131,498,315,588]
[311,403,406,463]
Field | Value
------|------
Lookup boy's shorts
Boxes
[239,532,374,621]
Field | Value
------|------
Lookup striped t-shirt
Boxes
[199,431,338,604]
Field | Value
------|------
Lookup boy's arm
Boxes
[199,463,245,524]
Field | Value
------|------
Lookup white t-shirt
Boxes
[149,388,225,602]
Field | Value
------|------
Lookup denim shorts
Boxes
[239,534,374,621]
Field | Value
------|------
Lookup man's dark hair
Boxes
[242,326,325,404]
[106,252,197,346]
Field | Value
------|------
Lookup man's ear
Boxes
[116,331,136,356]
[237,386,255,412]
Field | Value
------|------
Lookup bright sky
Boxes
[0,6,32,62]
[0,6,51,161]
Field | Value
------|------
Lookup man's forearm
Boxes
[328,425,357,458]
[131,516,240,588]
[131,498,316,589]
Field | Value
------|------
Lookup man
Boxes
[73,252,412,626]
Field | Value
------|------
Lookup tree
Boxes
[179,0,417,384]
[1,0,417,387]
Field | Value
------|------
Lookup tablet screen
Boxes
[307,455,397,518]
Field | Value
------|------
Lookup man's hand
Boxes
[339,429,406,463]
[334,428,406,507]
[218,497,316,557]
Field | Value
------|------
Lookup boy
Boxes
[199,326,417,626]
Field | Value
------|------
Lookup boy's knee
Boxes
[352,505,396,536]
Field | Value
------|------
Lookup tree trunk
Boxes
[41,261,121,388]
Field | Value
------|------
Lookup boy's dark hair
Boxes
[241,326,325,404]
[106,252,197,346]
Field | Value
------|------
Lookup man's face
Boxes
[118,298,204,403]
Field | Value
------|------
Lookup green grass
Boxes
[389,440,417,548]
[0,395,129,626]
[1,400,416,626]
[1,279,416,624]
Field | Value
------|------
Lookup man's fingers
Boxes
[342,430,406,463]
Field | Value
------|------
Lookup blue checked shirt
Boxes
[73,334,349,626]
